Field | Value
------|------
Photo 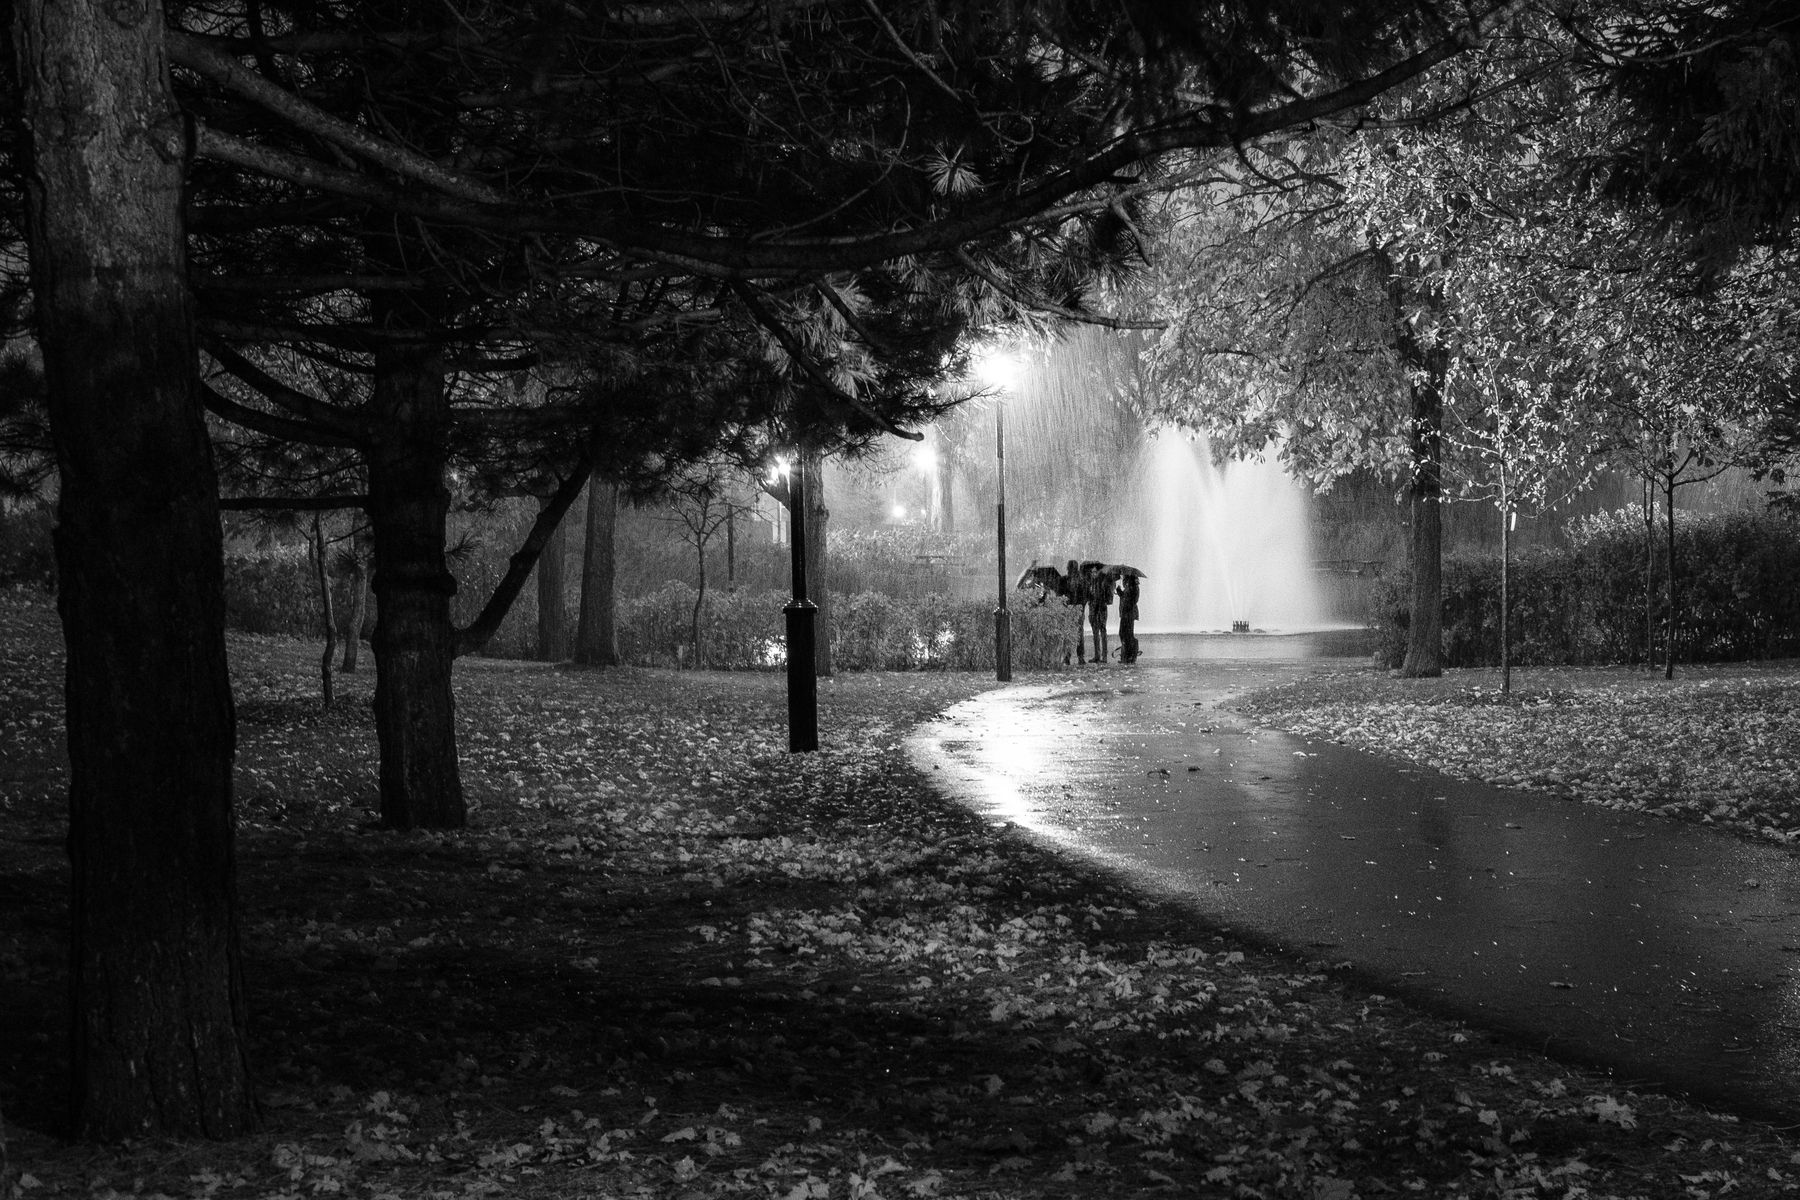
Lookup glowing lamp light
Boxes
[913,444,938,473]
[974,348,1020,391]
[891,503,908,521]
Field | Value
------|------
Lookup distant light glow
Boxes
[913,444,938,473]
[974,348,1020,391]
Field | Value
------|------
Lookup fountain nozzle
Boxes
[1230,620,1250,634]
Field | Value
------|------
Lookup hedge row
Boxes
[213,551,1087,672]
[1374,507,1800,668]
[619,583,1079,671]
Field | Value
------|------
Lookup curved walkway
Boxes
[908,656,1800,1124]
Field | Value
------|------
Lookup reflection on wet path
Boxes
[911,661,1800,1122]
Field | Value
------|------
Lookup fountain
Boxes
[1107,432,1328,635]
[978,330,1341,653]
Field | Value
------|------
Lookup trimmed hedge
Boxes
[1375,506,1800,668]
[219,552,1089,673]
[617,583,1078,671]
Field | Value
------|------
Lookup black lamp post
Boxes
[782,454,818,752]
[979,351,1018,682]
[994,391,1011,682]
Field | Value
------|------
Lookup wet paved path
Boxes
[909,657,1800,1122]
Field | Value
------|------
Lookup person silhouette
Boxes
[1116,573,1141,664]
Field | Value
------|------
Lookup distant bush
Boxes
[225,547,322,637]
[616,584,1078,671]
[0,507,54,590]
[220,540,1125,674]
[1375,506,1800,668]
[828,527,992,596]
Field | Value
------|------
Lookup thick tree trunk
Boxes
[1642,475,1655,668]
[1401,455,1444,677]
[1391,274,1446,679]
[536,501,570,660]
[802,447,832,677]
[575,472,620,666]
[1499,494,1511,696]
[16,0,256,1139]
[311,514,336,709]
[1664,477,1677,681]
[340,531,370,672]
[367,339,464,830]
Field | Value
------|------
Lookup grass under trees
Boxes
[5,592,1800,1198]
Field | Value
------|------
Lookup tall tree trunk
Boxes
[536,498,570,661]
[16,0,256,1139]
[367,338,464,830]
[802,447,832,677]
[1390,263,1446,680]
[310,514,336,709]
[1399,357,1446,678]
[1499,487,1511,696]
[340,528,371,672]
[691,510,709,669]
[726,506,737,592]
[1642,473,1655,668]
[940,462,956,534]
[1664,475,1677,681]
[575,472,620,666]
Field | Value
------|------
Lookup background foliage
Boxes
[1373,506,1800,668]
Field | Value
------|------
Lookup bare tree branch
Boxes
[201,383,362,448]
[177,1,1529,280]
[219,493,367,511]
[169,30,508,206]
[952,247,1167,330]
[203,341,371,441]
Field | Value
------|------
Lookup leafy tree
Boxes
[1583,0,1800,263]
[1113,38,1726,677]
[661,461,762,667]
[1577,0,1800,478]
[6,0,1543,1141]
[1584,279,1785,677]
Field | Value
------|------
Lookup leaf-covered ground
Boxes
[5,593,1800,1199]
[1232,661,1800,845]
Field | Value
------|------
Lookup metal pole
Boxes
[783,455,818,751]
[995,394,1011,681]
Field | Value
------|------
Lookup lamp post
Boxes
[913,442,938,529]
[977,351,1018,681]
[779,453,818,752]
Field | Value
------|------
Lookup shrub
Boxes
[614,586,1078,671]
[224,547,323,637]
[1376,506,1800,668]
[0,507,54,590]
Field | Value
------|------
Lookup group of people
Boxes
[1016,558,1144,665]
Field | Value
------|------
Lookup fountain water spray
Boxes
[1109,433,1327,633]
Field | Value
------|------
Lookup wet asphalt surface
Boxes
[908,642,1800,1124]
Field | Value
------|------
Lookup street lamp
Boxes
[912,442,938,528]
[776,453,818,752]
[976,350,1019,681]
